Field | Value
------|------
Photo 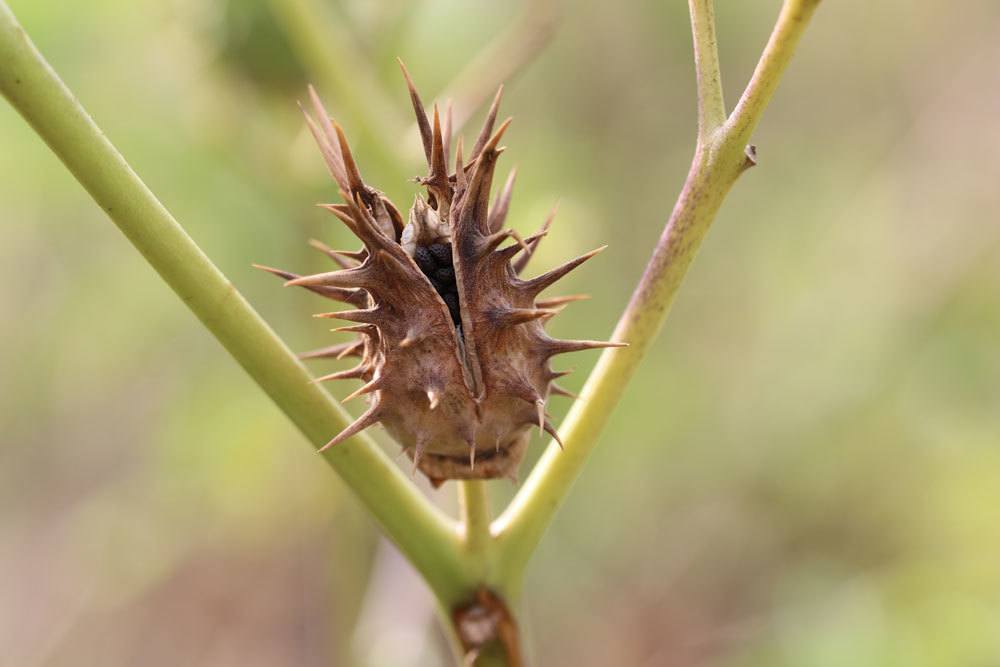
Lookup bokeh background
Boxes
[2,1,999,665]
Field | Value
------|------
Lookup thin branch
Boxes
[0,0,467,604]
[725,0,823,148]
[688,0,726,142]
[492,0,822,593]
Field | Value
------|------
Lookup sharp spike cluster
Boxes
[259,72,624,484]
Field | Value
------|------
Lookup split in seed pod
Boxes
[256,62,625,486]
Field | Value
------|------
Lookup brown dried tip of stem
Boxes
[397,58,433,163]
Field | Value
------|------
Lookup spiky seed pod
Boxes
[259,64,624,485]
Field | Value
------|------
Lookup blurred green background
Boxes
[2,1,999,665]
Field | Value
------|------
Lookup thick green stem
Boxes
[459,480,494,561]
[492,0,822,590]
[0,0,465,604]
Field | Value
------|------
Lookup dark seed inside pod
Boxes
[428,242,452,266]
[413,246,436,275]
[414,242,462,325]
[442,291,461,324]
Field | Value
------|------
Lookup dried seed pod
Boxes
[260,64,624,485]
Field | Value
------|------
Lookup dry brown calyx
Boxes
[257,62,624,485]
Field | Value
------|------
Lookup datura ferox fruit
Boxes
[257,63,624,486]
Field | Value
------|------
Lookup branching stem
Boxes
[492,0,822,598]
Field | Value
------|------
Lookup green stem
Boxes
[688,0,726,141]
[725,0,823,149]
[492,0,822,590]
[455,482,510,665]
[0,0,465,605]
[459,480,494,561]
